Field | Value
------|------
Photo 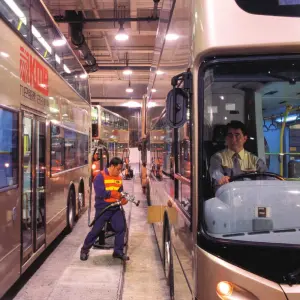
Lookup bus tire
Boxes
[66,188,75,233]
[163,218,175,299]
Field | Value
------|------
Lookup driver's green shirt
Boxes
[209,148,268,182]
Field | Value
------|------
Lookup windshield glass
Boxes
[202,56,300,245]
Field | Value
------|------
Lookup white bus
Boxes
[146,0,300,299]
[0,0,91,297]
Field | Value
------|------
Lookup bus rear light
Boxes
[216,281,233,298]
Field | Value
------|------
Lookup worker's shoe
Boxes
[80,248,89,261]
[112,252,130,261]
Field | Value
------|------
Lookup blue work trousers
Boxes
[83,207,126,255]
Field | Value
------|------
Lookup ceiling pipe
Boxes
[84,65,151,72]
[67,11,97,71]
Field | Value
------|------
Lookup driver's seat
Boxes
[202,125,227,199]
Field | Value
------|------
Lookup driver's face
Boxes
[226,128,247,153]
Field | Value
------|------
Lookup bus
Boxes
[145,0,300,299]
[92,105,129,160]
[0,0,90,297]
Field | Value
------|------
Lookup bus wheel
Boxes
[163,223,174,299]
[66,189,75,233]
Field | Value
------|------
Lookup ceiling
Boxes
[44,0,165,107]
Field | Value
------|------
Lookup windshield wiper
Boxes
[283,267,300,286]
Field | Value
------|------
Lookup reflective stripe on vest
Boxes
[101,170,122,202]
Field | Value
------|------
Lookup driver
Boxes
[209,120,267,190]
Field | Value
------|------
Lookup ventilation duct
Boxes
[67,11,98,72]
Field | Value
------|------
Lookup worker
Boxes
[80,157,129,261]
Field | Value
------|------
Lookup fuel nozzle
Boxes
[120,192,140,206]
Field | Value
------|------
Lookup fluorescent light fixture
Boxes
[50,107,59,113]
[156,70,164,75]
[80,73,88,79]
[276,115,298,123]
[4,0,27,25]
[151,88,157,93]
[126,87,134,93]
[115,26,129,41]
[122,101,141,108]
[52,39,66,47]
[147,102,157,108]
[63,64,71,74]
[55,54,61,64]
[123,68,132,75]
[165,33,179,41]
[0,52,9,58]
[31,25,52,54]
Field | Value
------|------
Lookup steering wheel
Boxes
[229,172,284,182]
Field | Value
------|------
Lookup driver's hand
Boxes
[218,176,230,185]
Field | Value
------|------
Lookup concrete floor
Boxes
[122,178,170,300]
[5,174,169,300]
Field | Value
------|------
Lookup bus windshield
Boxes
[202,56,300,245]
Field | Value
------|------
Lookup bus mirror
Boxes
[166,88,187,128]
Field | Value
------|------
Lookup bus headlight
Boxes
[216,281,258,300]
[216,281,233,298]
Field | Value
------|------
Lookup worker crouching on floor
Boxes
[80,157,129,261]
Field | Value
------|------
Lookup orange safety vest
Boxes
[101,170,123,203]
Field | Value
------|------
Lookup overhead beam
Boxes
[54,16,159,23]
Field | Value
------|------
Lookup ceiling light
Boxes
[151,88,157,93]
[126,87,134,93]
[52,39,66,47]
[63,64,71,74]
[276,115,298,123]
[122,101,141,108]
[123,68,132,75]
[147,102,157,108]
[80,73,88,79]
[50,107,59,113]
[31,25,52,54]
[115,24,129,41]
[166,33,179,41]
[0,52,9,58]
[55,54,61,64]
[156,70,164,75]
[4,0,27,25]
[220,95,225,100]
[126,81,133,93]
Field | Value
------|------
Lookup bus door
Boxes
[22,112,46,263]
